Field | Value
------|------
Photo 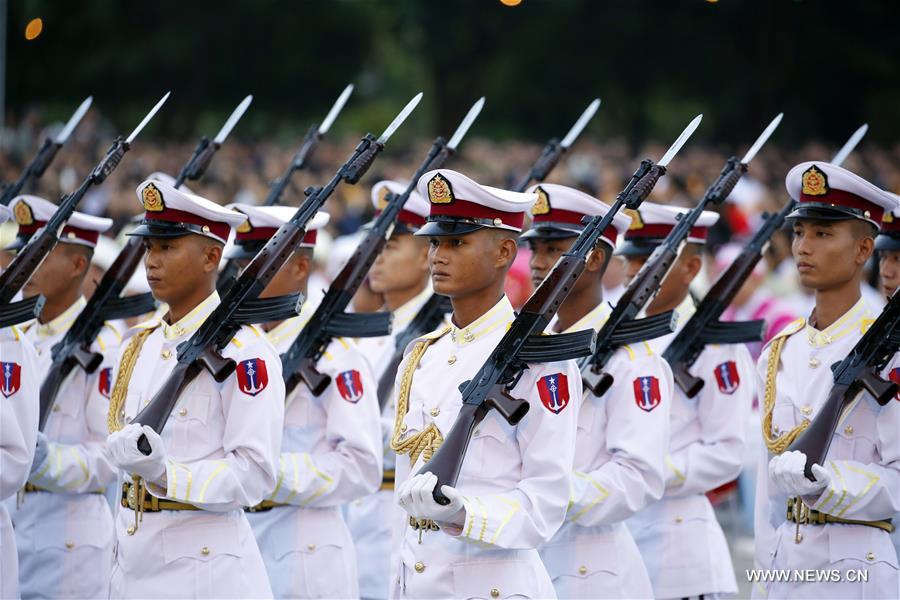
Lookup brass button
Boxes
[201,225,210,234]
[795,533,803,543]
[844,425,854,435]
[126,525,136,536]
[430,407,440,417]
[578,565,587,575]
[66,232,77,240]
[801,405,812,415]
[52,404,60,413]
[867,552,875,561]
[65,541,74,549]
[490,588,500,598]
[414,561,425,573]
[400,424,408,434]
[178,408,188,417]
[809,358,820,368]
[200,546,210,556]
[307,543,315,551]
[675,516,683,524]
[447,355,457,365]
[161,349,172,359]
[463,330,475,343]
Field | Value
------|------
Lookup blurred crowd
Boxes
[2,109,897,318]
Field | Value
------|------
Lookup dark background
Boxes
[6,0,899,147]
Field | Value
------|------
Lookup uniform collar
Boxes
[674,294,696,329]
[803,296,871,347]
[160,291,220,340]
[449,295,514,347]
[34,296,86,339]
[265,300,315,349]
[558,301,612,334]
[391,284,434,331]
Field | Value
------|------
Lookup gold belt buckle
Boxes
[126,482,138,511]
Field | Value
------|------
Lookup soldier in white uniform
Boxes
[390,169,581,599]
[522,184,672,598]
[755,162,900,599]
[348,180,435,599]
[5,195,119,599]
[0,203,40,600]
[876,200,900,298]
[105,178,284,599]
[226,203,383,598]
[620,201,755,599]
[874,198,900,589]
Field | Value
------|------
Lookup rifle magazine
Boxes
[0,295,45,328]
[324,311,392,338]
[229,293,303,326]
[608,311,677,346]
[518,329,595,363]
[697,319,765,345]
[99,293,158,321]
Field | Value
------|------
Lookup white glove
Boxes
[106,424,167,482]
[29,432,49,476]
[397,472,466,527]
[769,450,831,497]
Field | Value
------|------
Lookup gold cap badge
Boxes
[142,183,165,212]
[13,201,34,226]
[624,208,644,231]
[427,174,454,204]
[801,165,828,197]
[532,186,551,216]
[884,212,895,224]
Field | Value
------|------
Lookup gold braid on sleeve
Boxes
[761,336,809,454]
[390,327,450,466]
[107,328,155,433]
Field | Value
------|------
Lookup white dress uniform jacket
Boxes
[247,304,382,599]
[1,325,39,600]
[627,296,754,598]
[9,297,120,599]
[349,284,434,599]
[540,302,672,599]
[389,296,580,599]
[108,292,283,599]
[753,297,900,599]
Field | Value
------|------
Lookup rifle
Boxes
[35,96,255,430]
[215,85,355,293]
[418,148,671,504]
[0,92,170,308]
[175,95,253,188]
[787,290,900,479]
[375,99,601,405]
[132,93,423,454]
[281,97,485,397]
[663,119,864,398]
[514,98,600,192]
[0,97,93,206]
[581,113,782,397]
